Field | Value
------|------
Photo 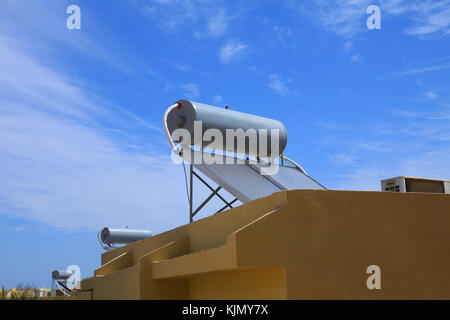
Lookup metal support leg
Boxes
[189,164,193,223]
[192,171,234,210]
[192,186,222,219]
[189,166,237,223]
[216,198,238,213]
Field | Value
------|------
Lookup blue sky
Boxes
[0,0,449,288]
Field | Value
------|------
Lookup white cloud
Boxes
[333,149,450,191]
[0,36,96,119]
[405,1,450,36]
[397,63,450,76]
[271,25,295,46]
[330,153,354,165]
[0,0,167,91]
[350,53,364,63]
[219,41,248,64]
[315,121,350,130]
[425,91,439,100]
[207,8,230,38]
[0,29,189,234]
[321,104,450,190]
[291,0,450,38]
[152,0,175,4]
[343,40,353,51]
[0,103,187,232]
[180,83,200,99]
[394,56,450,77]
[290,0,370,37]
[173,63,192,72]
[268,74,296,96]
[212,95,223,105]
[140,1,233,39]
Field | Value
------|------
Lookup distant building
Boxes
[39,288,51,297]
[381,176,450,194]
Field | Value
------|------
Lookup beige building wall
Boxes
[188,267,287,300]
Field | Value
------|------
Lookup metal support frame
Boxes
[97,231,116,250]
[189,165,238,223]
[51,279,71,297]
[190,164,193,223]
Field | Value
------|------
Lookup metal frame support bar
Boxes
[189,166,237,223]
[189,164,193,223]
[216,198,238,214]
[192,186,222,218]
[192,171,232,208]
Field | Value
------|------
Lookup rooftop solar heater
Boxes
[163,100,326,222]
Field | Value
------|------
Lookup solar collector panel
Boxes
[182,150,324,204]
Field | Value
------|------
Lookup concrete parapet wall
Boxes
[73,190,450,300]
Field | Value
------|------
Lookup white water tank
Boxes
[166,100,288,157]
[100,227,152,245]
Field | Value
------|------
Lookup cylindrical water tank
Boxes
[100,227,152,245]
[166,100,287,157]
[52,270,72,280]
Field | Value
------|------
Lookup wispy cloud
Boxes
[139,1,233,39]
[206,8,230,38]
[396,62,450,76]
[248,67,300,96]
[405,1,450,36]
[425,90,439,100]
[383,56,450,81]
[219,40,248,64]
[0,23,188,233]
[334,148,450,191]
[291,0,450,38]
[268,74,296,96]
[172,63,192,72]
[290,0,370,37]
[350,53,364,63]
[270,25,295,47]
[329,153,354,165]
[10,226,26,232]
[212,95,223,105]
[314,121,350,130]
[343,41,353,51]
[0,103,187,232]
[180,83,200,99]
[321,102,450,190]
[0,35,98,121]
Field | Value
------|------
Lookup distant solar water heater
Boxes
[51,270,72,296]
[98,227,152,250]
[164,100,326,222]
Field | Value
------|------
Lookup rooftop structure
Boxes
[382,176,450,194]
[68,100,450,300]
[72,189,450,299]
